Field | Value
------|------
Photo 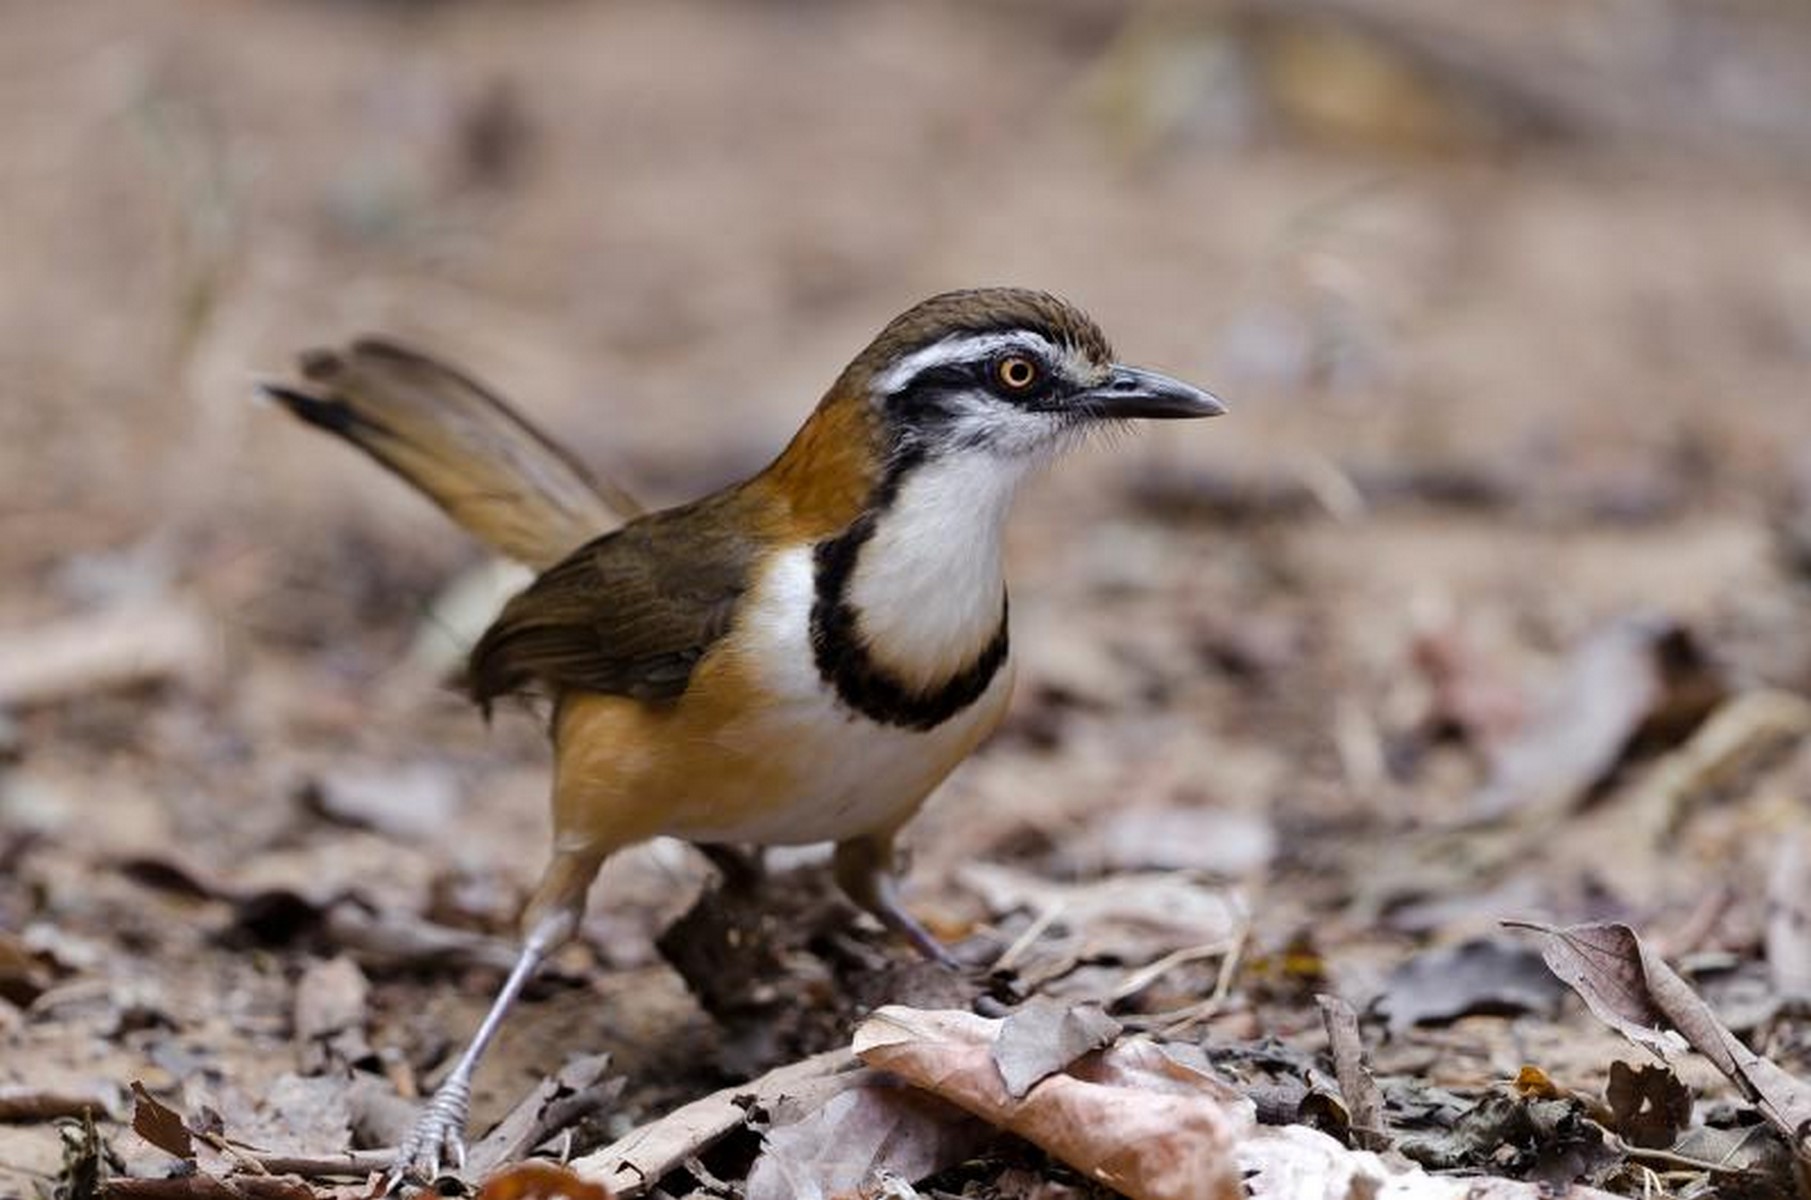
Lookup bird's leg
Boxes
[832,833,955,967]
[388,847,602,1192]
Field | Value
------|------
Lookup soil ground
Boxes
[3,2,1810,1197]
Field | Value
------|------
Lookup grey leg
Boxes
[833,834,956,967]
[387,848,600,1191]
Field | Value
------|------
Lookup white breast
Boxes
[678,545,1014,846]
[845,451,1029,690]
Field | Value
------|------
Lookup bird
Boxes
[263,287,1223,1187]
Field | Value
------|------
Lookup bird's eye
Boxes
[994,355,1039,392]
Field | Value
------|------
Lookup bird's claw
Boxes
[385,1077,472,1194]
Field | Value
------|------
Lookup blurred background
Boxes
[3,0,1811,1191]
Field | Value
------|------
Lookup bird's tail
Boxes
[262,339,639,569]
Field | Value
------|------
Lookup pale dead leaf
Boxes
[854,1006,1248,1200]
[293,955,366,1043]
[1237,1121,1622,1199]
[1475,616,1712,817]
[292,954,370,1073]
[992,1000,1122,1099]
[1091,806,1275,877]
[1518,920,1811,1158]
[1767,833,1811,1001]
[1376,937,1566,1034]
[959,864,1242,961]
[301,761,462,840]
[0,599,218,707]
[744,1074,988,1200]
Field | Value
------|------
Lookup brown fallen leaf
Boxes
[478,1160,616,1200]
[853,1006,1249,1200]
[130,1082,195,1162]
[1315,994,1387,1150]
[744,1073,989,1200]
[1604,1060,1690,1150]
[0,1083,120,1122]
[1515,920,1811,1160]
[0,930,54,1007]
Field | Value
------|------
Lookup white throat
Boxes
[843,452,1029,690]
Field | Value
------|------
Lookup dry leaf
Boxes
[854,1006,1248,1200]
[1376,937,1566,1034]
[129,1081,194,1161]
[0,600,218,707]
[1604,1060,1690,1149]
[1315,994,1387,1150]
[959,864,1243,960]
[467,1054,619,1181]
[300,761,462,840]
[1767,833,1811,1001]
[1239,1121,1621,1199]
[1475,617,1718,817]
[478,1161,615,1200]
[1518,920,1811,1158]
[292,954,371,1073]
[992,1001,1122,1099]
[744,1074,988,1200]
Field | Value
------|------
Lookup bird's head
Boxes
[761,288,1223,535]
[837,287,1224,467]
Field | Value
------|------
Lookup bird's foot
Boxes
[386,1076,472,1193]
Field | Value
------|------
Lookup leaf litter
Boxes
[7,3,1811,1199]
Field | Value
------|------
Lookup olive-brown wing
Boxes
[468,497,758,709]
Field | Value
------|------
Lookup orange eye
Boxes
[995,355,1038,391]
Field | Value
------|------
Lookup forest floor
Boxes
[3,2,1811,1197]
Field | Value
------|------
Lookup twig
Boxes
[1107,940,1235,1005]
[992,902,1066,973]
[570,1047,860,1197]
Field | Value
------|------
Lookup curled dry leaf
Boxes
[129,1081,194,1162]
[1517,920,1811,1159]
[854,1005,1249,1200]
[1315,994,1387,1150]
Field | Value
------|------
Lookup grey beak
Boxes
[1080,365,1226,420]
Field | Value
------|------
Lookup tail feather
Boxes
[263,339,639,569]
